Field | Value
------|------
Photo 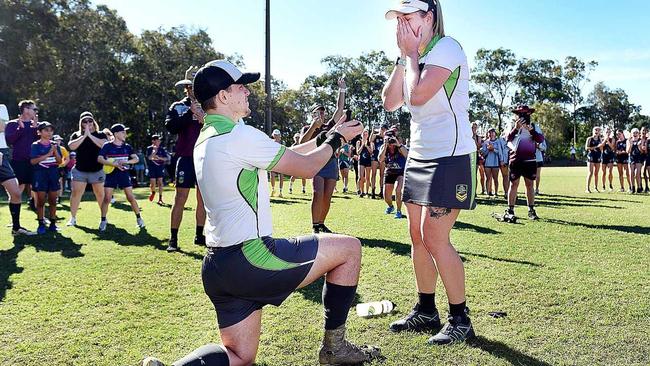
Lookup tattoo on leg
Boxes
[428,207,451,218]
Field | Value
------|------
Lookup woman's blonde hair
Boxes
[419,0,445,39]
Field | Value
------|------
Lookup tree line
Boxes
[2,1,648,158]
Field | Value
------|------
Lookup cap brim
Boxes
[175,80,193,87]
[236,72,260,85]
[385,6,421,20]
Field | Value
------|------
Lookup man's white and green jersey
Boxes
[194,114,286,248]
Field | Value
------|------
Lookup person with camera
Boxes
[143,60,380,366]
[585,126,605,193]
[480,128,505,197]
[382,0,477,345]
[378,128,408,219]
[66,112,108,227]
[504,106,545,221]
[299,78,346,234]
[1,103,36,236]
[5,100,40,211]
[165,66,207,251]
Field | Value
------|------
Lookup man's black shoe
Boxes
[319,224,333,233]
[528,209,539,220]
[194,235,206,246]
[427,315,475,345]
[166,239,179,252]
[389,305,441,333]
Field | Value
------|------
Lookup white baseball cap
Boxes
[0,104,8,123]
[272,129,281,136]
[385,0,435,20]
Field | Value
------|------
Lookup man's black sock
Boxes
[196,225,204,237]
[172,343,229,366]
[449,301,468,320]
[170,228,179,241]
[417,292,436,314]
[9,203,21,230]
[323,282,357,330]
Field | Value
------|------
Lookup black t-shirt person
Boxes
[69,131,107,172]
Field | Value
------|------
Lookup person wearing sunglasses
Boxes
[5,100,39,212]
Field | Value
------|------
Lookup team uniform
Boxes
[5,119,38,185]
[401,36,477,209]
[338,144,351,170]
[384,147,407,185]
[146,145,168,179]
[165,97,202,188]
[358,143,373,168]
[616,139,629,164]
[586,137,602,163]
[99,142,134,189]
[372,135,384,163]
[194,114,318,328]
[629,139,643,164]
[0,131,15,183]
[507,126,545,181]
[301,124,338,180]
[30,141,61,192]
[601,138,615,165]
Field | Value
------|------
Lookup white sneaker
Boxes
[66,217,77,226]
[99,220,107,232]
[136,217,145,228]
[12,227,37,236]
[110,197,116,204]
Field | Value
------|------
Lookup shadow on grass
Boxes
[468,336,552,366]
[476,196,624,210]
[541,193,643,204]
[75,225,204,260]
[296,277,362,305]
[543,218,650,235]
[458,251,541,267]
[1,233,84,302]
[360,237,468,262]
[454,221,500,234]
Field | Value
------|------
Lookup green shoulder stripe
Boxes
[443,66,461,100]
[242,238,308,271]
[237,168,259,214]
[266,145,286,171]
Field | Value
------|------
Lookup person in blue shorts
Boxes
[147,134,169,205]
[97,124,145,232]
[30,122,62,234]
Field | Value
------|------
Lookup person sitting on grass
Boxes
[97,123,145,232]
[29,122,62,234]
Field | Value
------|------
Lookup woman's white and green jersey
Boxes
[193,114,287,249]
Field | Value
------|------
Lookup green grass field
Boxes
[1,167,649,366]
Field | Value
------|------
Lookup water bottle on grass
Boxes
[356,300,395,318]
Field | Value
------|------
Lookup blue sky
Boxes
[96,0,650,112]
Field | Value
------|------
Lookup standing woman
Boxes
[627,128,643,193]
[471,122,486,195]
[382,0,477,344]
[480,128,502,197]
[338,140,352,193]
[66,112,108,226]
[600,127,616,191]
[615,129,631,192]
[356,129,373,198]
[641,127,649,192]
[585,126,604,193]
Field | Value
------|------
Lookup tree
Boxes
[588,82,639,132]
[532,102,572,158]
[514,59,567,105]
[563,56,597,145]
[472,48,517,132]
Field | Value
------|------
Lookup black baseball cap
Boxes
[193,60,260,104]
[37,121,53,131]
[309,103,325,113]
[110,123,129,133]
[79,111,94,120]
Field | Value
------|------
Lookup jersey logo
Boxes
[456,184,468,202]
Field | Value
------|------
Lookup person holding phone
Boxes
[627,128,644,193]
[600,127,616,191]
[382,0,478,345]
[299,78,346,234]
[165,66,207,251]
[5,100,40,211]
[504,106,545,220]
[615,129,631,192]
[585,126,604,192]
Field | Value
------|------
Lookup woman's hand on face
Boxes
[397,17,421,57]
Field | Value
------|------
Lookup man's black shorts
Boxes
[384,171,404,185]
[0,149,16,183]
[202,235,319,329]
[509,160,537,181]
[10,160,33,185]
[175,156,197,188]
